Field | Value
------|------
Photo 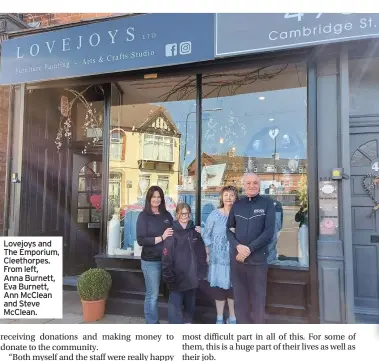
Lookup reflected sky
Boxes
[154,86,307,168]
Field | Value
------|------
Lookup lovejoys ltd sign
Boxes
[0,13,214,85]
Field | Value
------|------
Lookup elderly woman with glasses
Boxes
[161,203,207,324]
[203,185,239,324]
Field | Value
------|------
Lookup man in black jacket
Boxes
[226,173,275,324]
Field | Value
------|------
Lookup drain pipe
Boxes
[3,85,15,236]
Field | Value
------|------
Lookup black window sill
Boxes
[94,253,309,271]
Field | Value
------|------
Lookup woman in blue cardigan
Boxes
[203,185,239,324]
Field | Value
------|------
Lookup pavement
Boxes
[0,290,153,324]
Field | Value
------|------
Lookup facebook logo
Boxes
[165,43,177,57]
[165,42,192,57]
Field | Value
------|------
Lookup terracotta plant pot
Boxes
[81,298,106,322]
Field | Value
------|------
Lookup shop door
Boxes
[350,127,379,321]
[20,89,70,249]
[69,155,102,274]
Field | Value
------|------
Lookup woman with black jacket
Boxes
[136,185,173,324]
[162,203,208,324]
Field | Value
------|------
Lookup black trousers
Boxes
[230,260,268,324]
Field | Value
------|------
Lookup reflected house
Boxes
[109,104,181,211]
[187,148,307,195]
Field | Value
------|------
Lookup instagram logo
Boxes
[164,42,192,57]
[179,41,192,55]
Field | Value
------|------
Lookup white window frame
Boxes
[138,174,151,198]
[110,130,124,161]
[157,175,170,194]
[109,172,122,210]
[141,133,174,162]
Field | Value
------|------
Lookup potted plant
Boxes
[77,268,112,322]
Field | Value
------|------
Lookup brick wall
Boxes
[22,13,124,27]
[0,85,9,234]
[0,13,123,234]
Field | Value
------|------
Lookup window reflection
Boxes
[109,76,197,255]
[110,130,125,161]
[106,67,309,265]
[143,133,174,162]
[200,63,309,267]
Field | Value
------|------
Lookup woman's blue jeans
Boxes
[141,260,162,324]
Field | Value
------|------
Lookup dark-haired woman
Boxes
[136,185,173,324]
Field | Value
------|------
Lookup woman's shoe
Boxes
[216,318,224,324]
[226,317,237,324]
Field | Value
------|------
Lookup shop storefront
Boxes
[1,13,379,324]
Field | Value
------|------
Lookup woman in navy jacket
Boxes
[162,203,207,324]
[136,186,173,324]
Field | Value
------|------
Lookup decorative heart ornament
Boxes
[90,194,102,210]
[269,128,279,139]
[361,174,379,212]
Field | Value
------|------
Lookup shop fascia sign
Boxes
[15,27,137,59]
[0,13,215,85]
[216,13,379,57]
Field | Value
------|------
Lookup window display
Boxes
[108,76,197,255]
[105,66,309,267]
[200,63,309,267]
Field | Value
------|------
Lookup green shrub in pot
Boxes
[77,268,112,301]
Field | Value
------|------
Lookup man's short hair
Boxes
[241,172,260,186]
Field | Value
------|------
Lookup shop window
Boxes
[110,130,126,161]
[108,75,197,252]
[201,62,308,268]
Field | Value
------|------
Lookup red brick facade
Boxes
[22,13,123,26]
[0,13,121,234]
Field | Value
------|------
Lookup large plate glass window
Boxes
[200,62,309,268]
